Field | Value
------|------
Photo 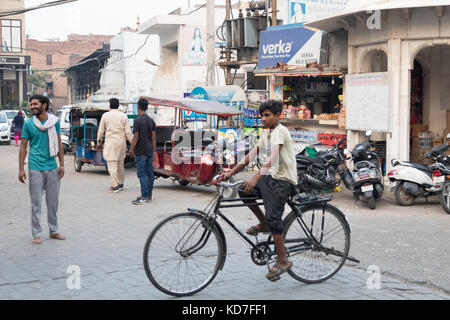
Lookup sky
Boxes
[25,0,231,41]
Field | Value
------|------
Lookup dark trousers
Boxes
[136,154,154,198]
[239,175,295,234]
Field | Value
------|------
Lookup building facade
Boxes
[87,29,160,105]
[308,0,450,170]
[138,4,240,99]
[0,0,30,108]
[27,34,113,109]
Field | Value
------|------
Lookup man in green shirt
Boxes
[19,95,66,245]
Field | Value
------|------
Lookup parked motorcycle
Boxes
[349,130,384,210]
[388,135,450,213]
[296,139,352,194]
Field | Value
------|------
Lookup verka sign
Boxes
[257,26,325,69]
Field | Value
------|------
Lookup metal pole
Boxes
[272,0,277,26]
[225,0,231,85]
[207,0,216,86]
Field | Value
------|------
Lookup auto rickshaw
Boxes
[70,103,134,172]
[142,97,243,197]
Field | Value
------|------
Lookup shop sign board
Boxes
[346,72,392,132]
[257,26,325,69]
[0,56,25,65]
[288,0,348,25]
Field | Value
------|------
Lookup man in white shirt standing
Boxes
[97,98,133,192]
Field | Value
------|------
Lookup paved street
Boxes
[0,144,449,300]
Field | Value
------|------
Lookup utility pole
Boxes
[272,0,277,26]
[225,0,231,85]
[206,0,216,86]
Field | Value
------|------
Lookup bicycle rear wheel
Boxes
[284,204,350,283]
[143,212,224,296]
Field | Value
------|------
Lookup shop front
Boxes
[307,1,450,172]
[0,55,30,107]
[255,25,347,153]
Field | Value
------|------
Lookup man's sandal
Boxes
[266,262,293,282]
[246,224,271,236]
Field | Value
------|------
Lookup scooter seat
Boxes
[398,161,432,173]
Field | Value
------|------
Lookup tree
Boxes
[28,72,50,94]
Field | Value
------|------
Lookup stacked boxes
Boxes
[411,124,428,163]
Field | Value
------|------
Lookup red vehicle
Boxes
[143,97,242,197]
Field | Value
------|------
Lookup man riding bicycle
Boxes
[222,100,298,281]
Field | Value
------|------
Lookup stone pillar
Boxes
[399,40,412,161]
[386,38,402,171]
[346,45,361,152]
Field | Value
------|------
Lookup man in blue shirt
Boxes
[19,95,66,245]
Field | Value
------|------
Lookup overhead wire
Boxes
[0,0,78,18]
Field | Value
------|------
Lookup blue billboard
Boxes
[257,26,324,69]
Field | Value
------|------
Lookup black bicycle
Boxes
[143,176,359,297]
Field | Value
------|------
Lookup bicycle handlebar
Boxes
[212,174,245,188]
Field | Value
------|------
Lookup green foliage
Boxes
[28,72,50,93]
[0,103,30,116]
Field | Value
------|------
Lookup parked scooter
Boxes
[388,135,450,209]
[349,130,384,210]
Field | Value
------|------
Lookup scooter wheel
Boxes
[394,182,416,206]
[368,195,376,210]
[439,181,450,214]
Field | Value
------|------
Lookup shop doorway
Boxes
[410,45,450,163]
[410,60,423,127]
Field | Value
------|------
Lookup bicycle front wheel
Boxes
[143,212,224,297]
[284,204,350,283]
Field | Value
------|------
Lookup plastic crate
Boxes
[317,134,347,147]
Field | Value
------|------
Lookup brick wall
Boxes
[26,34,113,109]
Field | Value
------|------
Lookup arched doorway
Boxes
[410,45,450,163]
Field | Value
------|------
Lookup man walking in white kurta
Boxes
[97,98,133,192]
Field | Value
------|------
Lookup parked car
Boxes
[55,108,71,153]
[3,110,28,140]
[55,107,70,132]
[0,111,11,144]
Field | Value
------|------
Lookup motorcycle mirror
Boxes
[365,130,373,137]
[343,148,349,155]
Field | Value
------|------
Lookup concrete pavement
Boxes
[0,144,449,300]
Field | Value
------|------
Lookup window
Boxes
[1,19,22,53]
[46,81,54,97]
[46,54,52,65]
[0,113,6,123]
[5,111,17,120]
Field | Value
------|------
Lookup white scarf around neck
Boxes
[33,114,59,157]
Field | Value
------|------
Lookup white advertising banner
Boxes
[288,0,348,24]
